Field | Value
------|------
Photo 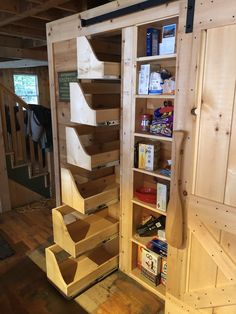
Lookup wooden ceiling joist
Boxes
[0,25,46,40]
[0,0,74,27]
[0,46,47,61]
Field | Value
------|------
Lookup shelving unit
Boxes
[46,31,122,298]
[61,167,119,214]
[127,16,178,300]
[52,205,119,257]
[70,82,120,126]
[66,126,120,170]
[77,36,121,79]
[46,237,119,298]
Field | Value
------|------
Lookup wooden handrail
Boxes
[0,82,29,110]
[0,82,49,177]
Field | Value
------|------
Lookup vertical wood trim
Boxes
[47,40,60,203]
[119,26,137,273]
[194,25,236,202]
[224,81,236,206]
[0,101,11,212]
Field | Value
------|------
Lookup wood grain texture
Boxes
[166,130,185,248]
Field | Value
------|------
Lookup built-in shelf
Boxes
[46,237,119,298]
[77,36,120,79]
[66,126,120,171]
[134,132,173,142]
[135,94,175,99]
[132,167,171,181]
[130,268,166,301]
[132,198,167,216]
[52,205,119,258]
[70,82,120,126]
[61,167,119,214]
[136,54,177,62]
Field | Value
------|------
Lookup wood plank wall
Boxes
[0,67,50,108]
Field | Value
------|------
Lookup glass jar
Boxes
[140,114,152,132]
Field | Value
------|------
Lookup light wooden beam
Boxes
[0,46,47,60]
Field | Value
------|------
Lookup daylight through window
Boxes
[13,74,39,104]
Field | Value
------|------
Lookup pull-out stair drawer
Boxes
[46,237,119,298]
[70,82,120,126]
[52,205,119,257]
[66,126,120,170]
[77,36,121,79]
[61,166,119,213]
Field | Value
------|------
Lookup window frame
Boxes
[13,73,40,105]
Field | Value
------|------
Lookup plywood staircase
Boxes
[0,83,51,210]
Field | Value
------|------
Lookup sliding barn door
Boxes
[166,1,236,313]
[184,23,236,313]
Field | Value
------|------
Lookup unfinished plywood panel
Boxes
[52,205,119,258]
[77,36,121,79]
[61,167,119,214]
[184,23,236,314]
[46,237,119,298]
[194,25,236,202]
[66,126,120,170]
[70,82,120,126]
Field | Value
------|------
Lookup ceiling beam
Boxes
[0,0,72,27]
[12,17,47,30]
[0,46,47,61]
[0,34,46,48]
[0,1,19,14]
[33,8,69,21]
[0,25,46,40]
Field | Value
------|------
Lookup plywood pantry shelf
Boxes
[61,167,119,214]
[52,205,119,258]
[129,268,166,301]
[132,167,171,181]
[77,36,121,79]
[66,126,120,170]
[134,132,173,142]
[136,54,177,62]
[46,237,119,298]
[135,94,175,99]
[70,82,120,126]
[132,198,167,216]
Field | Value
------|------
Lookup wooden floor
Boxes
[0,201,165,314]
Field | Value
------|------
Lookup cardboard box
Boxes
[141,247,161,285]
[138,64,150,95]
[159,24,176,55]
[161,259,167,286]
[156,182,169,212]
[146,28,159,56]
[138,143,160,171]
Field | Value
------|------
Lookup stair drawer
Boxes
[46,237,119,298]
[52,205,119,257]
[61,167,119,214]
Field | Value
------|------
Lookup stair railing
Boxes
[0,82,48,177]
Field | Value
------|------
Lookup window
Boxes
[13,74,39,104]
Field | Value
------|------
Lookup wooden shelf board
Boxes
[131,235,154,247]
[131,236,168,253]
[132,167,171,181]
[132,198,167,216]
[135,94,175,99]
[134,132,173,142]
[136,54,177,62]
[129,268,166,301]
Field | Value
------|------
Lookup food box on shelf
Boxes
[141,247,161,286]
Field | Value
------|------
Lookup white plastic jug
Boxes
[148,72,163,94]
